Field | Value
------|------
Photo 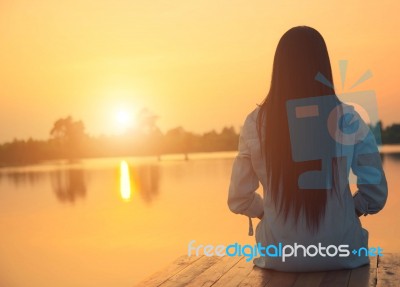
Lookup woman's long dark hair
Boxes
[257,26,336,232]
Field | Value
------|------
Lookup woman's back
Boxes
[229,106,387,271]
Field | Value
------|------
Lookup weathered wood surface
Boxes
[135,253,400,287]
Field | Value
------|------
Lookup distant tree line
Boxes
[0,115,399,166]
[380,123,400,144]
[0,113,239,166]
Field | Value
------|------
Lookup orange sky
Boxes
[0,0,399,142]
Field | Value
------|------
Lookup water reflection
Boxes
[51,169,87,203]
[119,161,160,204]
[136,164,160,204]
[0,151,399,287]
[0,170,46,187]
[0,160,162,204]
[120,161,132,202]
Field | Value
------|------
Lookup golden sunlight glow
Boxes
[116,109,132,129]
[120,160,132,201]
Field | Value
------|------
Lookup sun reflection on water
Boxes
[120,160,132,201]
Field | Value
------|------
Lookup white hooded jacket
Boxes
[228,106,388,271]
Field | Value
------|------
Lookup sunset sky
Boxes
[1,0,399,143]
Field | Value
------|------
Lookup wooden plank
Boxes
[135,255,203,287]
[318,269,351,287]
[185,256,243,287]
[367,255,378,287]
[211,256,254,286]
[377,253,400,287]
[264,271,298,287]
[369,267,378,287]
[159,255,222,287]
[136,254,394,287]
[348,265,376,287]
[237,265,274,287]
[291,271,327,287]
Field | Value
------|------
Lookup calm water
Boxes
[0,148,399,287]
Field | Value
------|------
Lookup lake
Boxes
[0,148,399,287]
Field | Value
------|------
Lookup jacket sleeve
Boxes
[351,127,388,216]
[227,128,264,218]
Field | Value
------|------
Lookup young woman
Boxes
[228,26,388,271]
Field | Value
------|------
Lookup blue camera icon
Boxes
[286,90,382,190]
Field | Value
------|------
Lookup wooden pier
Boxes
[135,253,400,287]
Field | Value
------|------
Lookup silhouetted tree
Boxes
[50,116,85,142]
[381,123,400,144]
[164,127,192,158]
[135,108,159,136]
[50,116,87,158]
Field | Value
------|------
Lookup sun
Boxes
[115,109,133,130]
